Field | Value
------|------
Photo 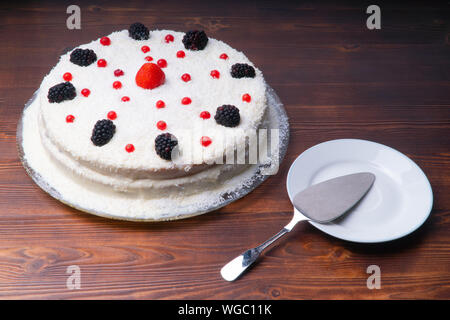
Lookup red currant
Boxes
[125,144,135,153]
[113,81,122,89]
[141,45,150,53]
[200,111,210,119]
[181,73,191,82]
[100,37,111,46]
[157,59,167,68]
[121,96,130,102]
[66,115,75,123]
[114,69,124,77]
[242,93,251,102]
[176,50,185,58]
[81,88,90,97]
[165,34,174,43]
[107,111,117,120]
[181,97,191,105]
[201,136,212,147]
[145,56,153,61]
[220,53,228,60]
[156,100,165,109]
[210,70,220,79]
[157,121,167,130]
[97,59,107,67]
[63,72,72,81]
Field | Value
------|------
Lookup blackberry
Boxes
[129,22,149,40]
[47,82,77,103]
[230,63,256,78]
[214,105,240,127]
[182,30,208,51]
[155,133,178,160]
[91,119,116,147]
[70,48,97,67]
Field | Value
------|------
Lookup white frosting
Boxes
[39,108,251,193]
[39,29,268,181]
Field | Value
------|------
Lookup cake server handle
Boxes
[220,208,308,281]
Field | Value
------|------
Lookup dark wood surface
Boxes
[0,0,449,299]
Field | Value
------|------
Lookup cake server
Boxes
[220,172,376,281]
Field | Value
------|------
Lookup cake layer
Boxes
[39,108,252,193]
[39,29,267,180]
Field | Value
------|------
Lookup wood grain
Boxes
[0,0,449,299]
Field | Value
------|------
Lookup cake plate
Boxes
[17,86,289,222]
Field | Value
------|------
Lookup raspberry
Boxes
[70,48,97,67]
[47,82,76,103]
[91,119,116,146]
[182,30,208,51]
[155,133,178,160]
[135,63,165,89]
[214,105,240,127]
[230,63,256,78]
[128,22,149,40]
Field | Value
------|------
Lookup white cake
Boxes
[37,25,268,193]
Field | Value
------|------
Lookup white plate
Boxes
[286,139,433,243]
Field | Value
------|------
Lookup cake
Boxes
[20,22,289,220]
[19,22,288,221]
[37,23,268,195]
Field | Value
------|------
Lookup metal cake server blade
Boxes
[220,172,375,281]
[293,172,376,223]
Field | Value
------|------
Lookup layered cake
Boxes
[20,22,288,220]
[38,23,268,194]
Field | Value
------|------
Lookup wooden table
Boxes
[0,1,449,299]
